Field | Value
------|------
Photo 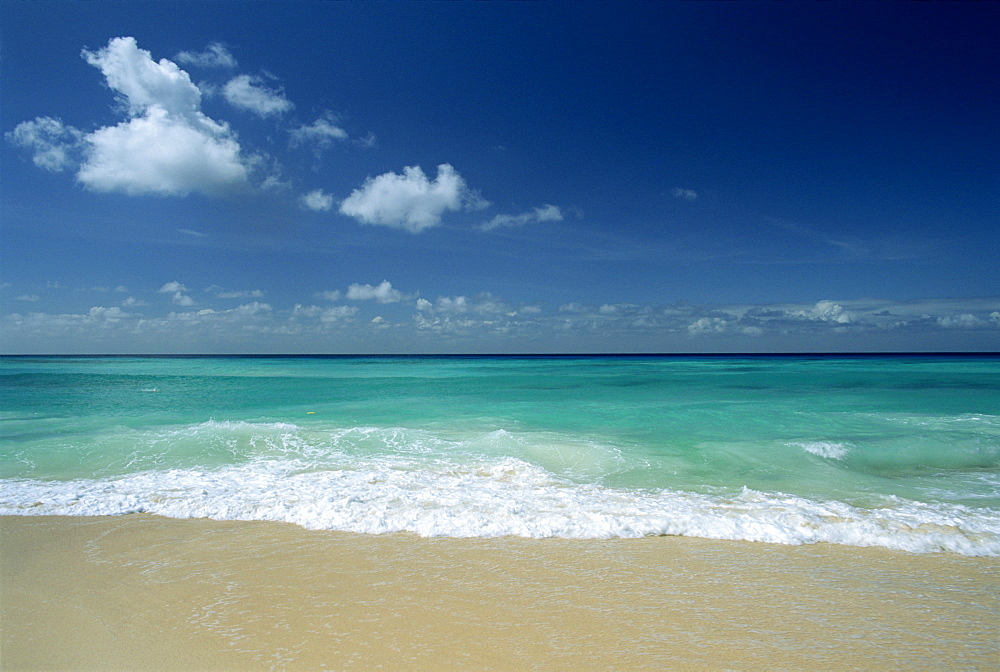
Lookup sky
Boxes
[2,1,998,354]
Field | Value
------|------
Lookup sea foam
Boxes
[2,452,997,556]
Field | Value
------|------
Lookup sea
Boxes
[1,354,998,556]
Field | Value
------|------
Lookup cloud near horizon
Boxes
[3,291,998,353]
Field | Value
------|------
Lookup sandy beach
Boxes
[1,515,997,670]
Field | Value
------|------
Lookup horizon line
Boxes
[2,352,998,359]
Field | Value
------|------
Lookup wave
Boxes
[2,454,997,556]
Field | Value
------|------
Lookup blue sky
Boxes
[2,1,998,353]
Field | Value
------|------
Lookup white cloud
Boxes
[158,281,187,293]
[82,37,203,119]
[289,116,348,149]
[687,317,728,335]
[346,281,408,304]
[293,304,358,322]
[80,107,248,196]
[158,281,193,306]
[435,296,469,313]
[339,164,488,233]
[232,301,271,316]
[314,290,342,302]
[75,37,251,196]
[88,306,131,321]
[416,298,433,311]
[174,43,238,70]
[482,204,563,231]
[937,314,983,329]
[223,74,293,117]
[671,187,698,201]
[783,300,853,324]
[301,189,334,212]
[15,295,41,302]
[208,286,264,299]
[6,117,83,172]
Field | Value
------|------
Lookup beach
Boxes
[2,514,997,670]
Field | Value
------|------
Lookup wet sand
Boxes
[2,515,998,670]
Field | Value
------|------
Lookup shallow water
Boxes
[2,355,998,554]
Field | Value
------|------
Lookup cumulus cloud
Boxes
[300,189,334,212]
[174,43,238,70]
[790,300,853,323]
[937,314,983,329]
[222,74,293,117]
[671,187,698,201]
[158,280,194,306]
[73,37,251,196]
[481,204,563,231]
[158,281,187,293]
[80,107,248,196]
[346,281,409,304]
[687,317,728,335]
[6,117,83,171]
[339,164,488,233]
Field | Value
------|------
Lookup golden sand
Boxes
[2,515,997,670]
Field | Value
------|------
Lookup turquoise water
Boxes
[1,355,998,554]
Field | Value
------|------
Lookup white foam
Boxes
[788,441,852,460]
[2,456,997,556]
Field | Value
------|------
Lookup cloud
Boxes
[174,43,238,70]
[687,317,728,335]
[671,187,698,201]
[6,117,83,171]
[82,37,203,119]
[223,74,293,117]
[289,116,348,150]
[346,281,408,304]
[158,281,187,293]
[339,164,488,233]
[74,37,251,196]
[293,304,358,322]
[158,281,194,306]
[314,290,342,302]
[420,293,513,315]
[207,286,264,299]
[80,107,249,196]
[937,314,983,329]
[301,189,334,212]
[481,204,563,231]
[789,300,853,324]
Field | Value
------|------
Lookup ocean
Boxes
[1,354,998,556]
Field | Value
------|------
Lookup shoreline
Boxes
[2,514,998,670]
